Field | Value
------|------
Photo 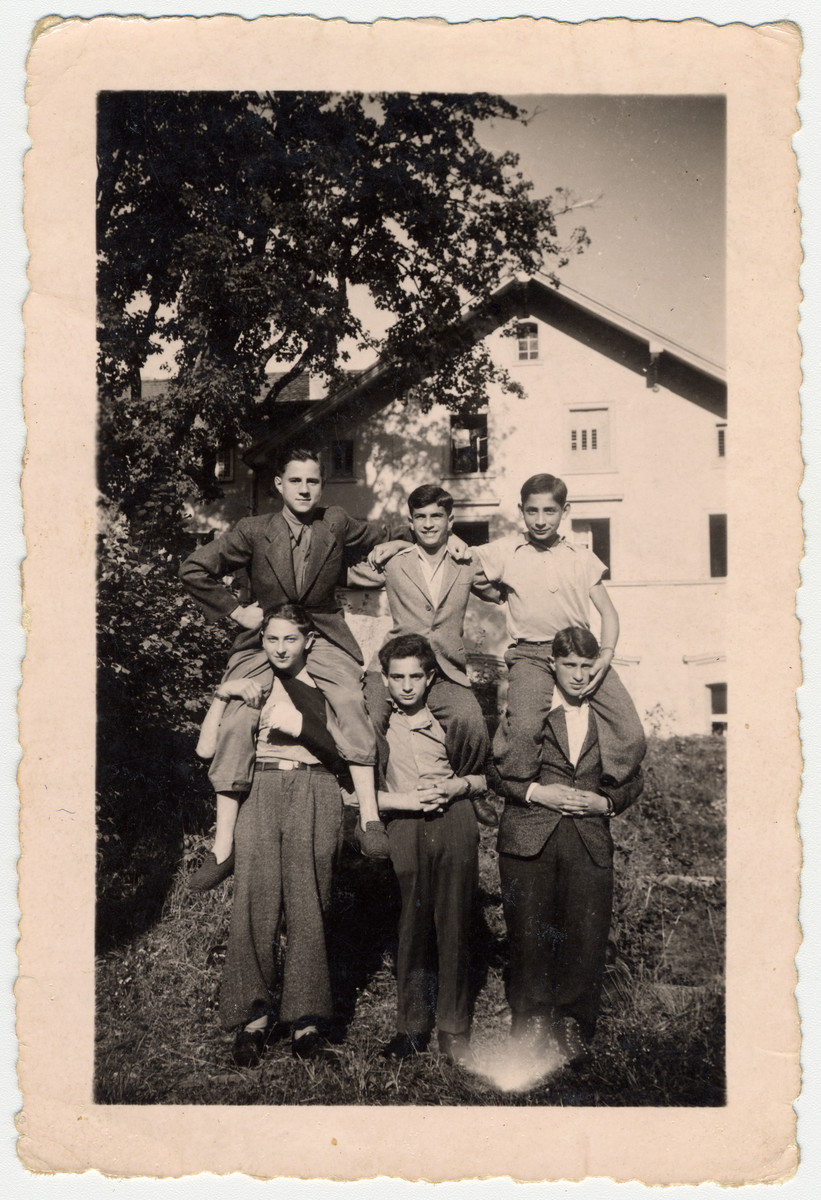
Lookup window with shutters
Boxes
[566,407,611,470]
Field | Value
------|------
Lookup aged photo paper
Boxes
[19,14,802,1183]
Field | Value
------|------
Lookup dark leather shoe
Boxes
[188,849,235,891]
[233,1026,267,1068]
[381,1031,429,1060]
[437,1030,476,1068]
[355,821,391,860]
[291,1029,336,1062]
[471,793,500,827]
[554,1016,587,1067]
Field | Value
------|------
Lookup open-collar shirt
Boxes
[415,545,448,607]
[474,532,606,642]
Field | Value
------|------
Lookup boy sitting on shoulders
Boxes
[474,472,646,789]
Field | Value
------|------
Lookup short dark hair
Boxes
[378,633,437,677]
[520,473,567,506]
[273,444,325,480]
[262,602,315,637]
[407,484,454,517]
[552,626,600,660]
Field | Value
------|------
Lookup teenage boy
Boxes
[492,626,644,1062]
[474,473,645,789]
[200,604,349,1067]
[181,445,413,881]
[376,634,486,1068]
[365,484,501,782]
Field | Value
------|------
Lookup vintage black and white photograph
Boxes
[94,86,727,1107]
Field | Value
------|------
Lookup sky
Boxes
[479,94,726,368]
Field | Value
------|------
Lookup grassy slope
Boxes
[95,735,725,1106]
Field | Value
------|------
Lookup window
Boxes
[709,514,727,578]
[516,322,539,361]
[452,520,489,547]
[716,424,726,458]
[329,438,355,479]
[571,518,611,579]
[450,414,488,475]
[567,407,610,469]
[215,448,234,483]
[707,682,727,735]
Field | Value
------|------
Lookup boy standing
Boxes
[474,473,645,789]
[364,484,500,781]
[492,626,644,1062]
[181,445,411,879]
[376,634,486,1067]
[202,604,349,1066]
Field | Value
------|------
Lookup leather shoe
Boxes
[188,849,235,891]
[471,793,500,827]
[355,821,391,860]
[292,1029,336,1062]
[437,1030,476,1068]
[233,1026,267,1068]
[381,1031,429,1060]
[554,1016,587,1067]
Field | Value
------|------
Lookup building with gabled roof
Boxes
[186,275,728,735]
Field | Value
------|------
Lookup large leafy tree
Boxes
[95,92,589,877]
[98,90,589,517]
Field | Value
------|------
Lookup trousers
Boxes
[499,818,613,1040]
[219,766,343,1030]
[386,796,478,1036]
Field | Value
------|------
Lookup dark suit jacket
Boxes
[494,706,644,867]
[180,506,398,664]
[379,548,502,685]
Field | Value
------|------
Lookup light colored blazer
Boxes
[374,546,501,685]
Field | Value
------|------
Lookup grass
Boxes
[95,735,726,1106]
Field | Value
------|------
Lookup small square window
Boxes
[329,439,355,479]
[516,322,539,361]
[450,414,488,475]
[215,448,234,483]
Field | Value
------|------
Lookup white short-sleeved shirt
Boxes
[475,533,606,642]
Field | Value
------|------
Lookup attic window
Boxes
[516,322,539,361]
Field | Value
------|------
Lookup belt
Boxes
[515,639,554,646]
[255,758,331,775]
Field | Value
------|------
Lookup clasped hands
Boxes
[528,782,610,817]
[383,776,469,814]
